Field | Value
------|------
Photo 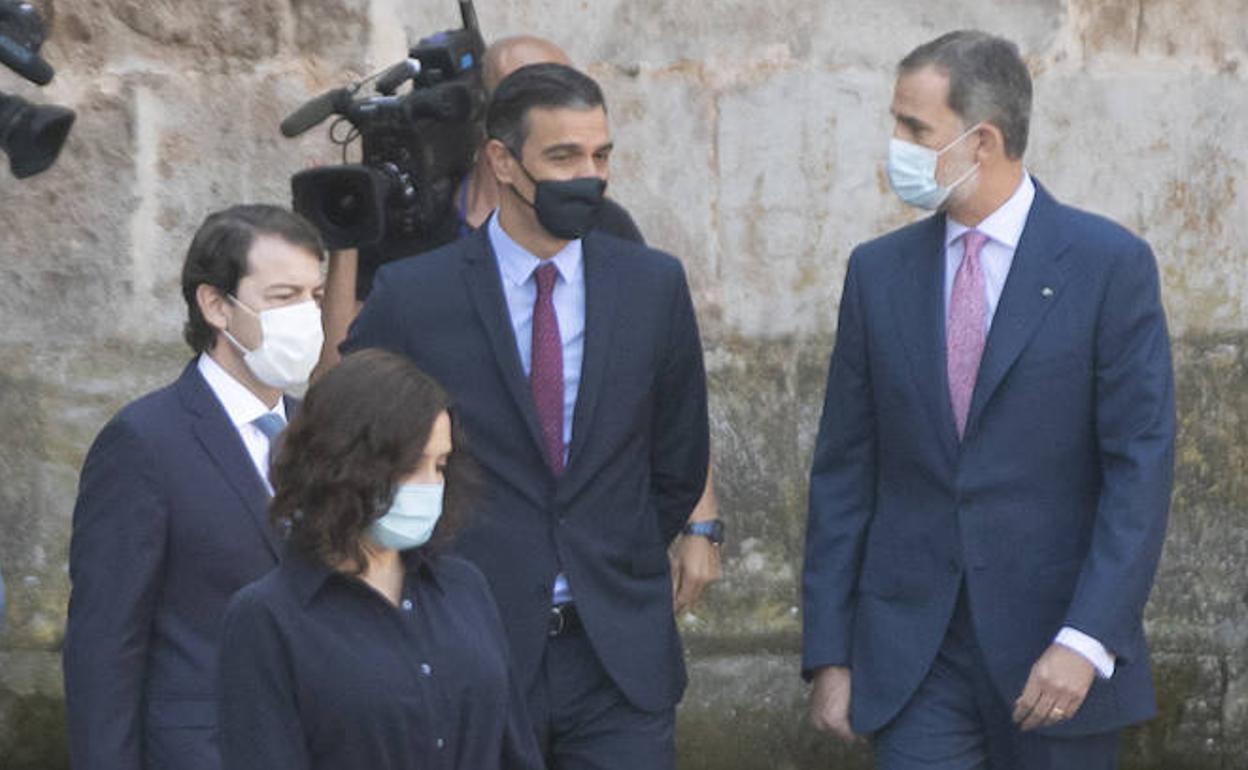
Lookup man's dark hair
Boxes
[180,204,325,353]
[899,30,1033,158]
[270,349,475,571]
[486,62,606,157]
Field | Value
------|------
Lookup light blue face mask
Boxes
[886,123,982,210]
[367,483,444,551]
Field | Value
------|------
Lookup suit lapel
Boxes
[892,215,960,457]
[176,363,280,559]
[964,183,1072,437]
[460,230,550,464]
[564,234,618,482]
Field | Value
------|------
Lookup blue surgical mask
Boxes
[886,123,982,210]
[367,483,444,551]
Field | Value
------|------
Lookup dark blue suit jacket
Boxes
[344,227,709,712]
[802,183,1175,736]
[64,361,289,770]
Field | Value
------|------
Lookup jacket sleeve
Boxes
[650,261,710,544]
[1063,239,1175,662]
[801,250,878,677]
[217,591,311,770]
[63,417,169,770]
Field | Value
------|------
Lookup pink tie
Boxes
[531,262,565,475]
[947,230,988,439]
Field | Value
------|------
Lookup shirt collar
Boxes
[487,211,583,288]
[197,352,286,428]
[283,543,443,608]
[945,171,1036,249]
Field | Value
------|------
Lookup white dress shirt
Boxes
[944,172,1116,679]
[197,353,287,493]
[487,213,586,606]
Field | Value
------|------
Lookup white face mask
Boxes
[222,297,324,392]
[886,123,982,210]
[368,483,445,551]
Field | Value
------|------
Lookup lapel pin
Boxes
[1041,287,1054,298]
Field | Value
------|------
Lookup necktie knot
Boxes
[961,230,988,266]
[252,412,286,440]
[534,262,559,296]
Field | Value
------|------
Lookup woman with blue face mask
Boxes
[217,349,542,770]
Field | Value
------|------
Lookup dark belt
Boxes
[548,603,584,637]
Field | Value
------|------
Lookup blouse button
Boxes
[420,662,433,676]
[436,738,446,749]
[401,599,413,611]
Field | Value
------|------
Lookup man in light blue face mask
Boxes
[803,30,1174,770]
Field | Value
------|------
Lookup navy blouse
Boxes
[218,548,542,770]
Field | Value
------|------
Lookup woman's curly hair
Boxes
[269,349,473,571]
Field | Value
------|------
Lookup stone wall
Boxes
[1,1,1245,767]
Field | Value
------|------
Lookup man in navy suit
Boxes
[803,31,1174,769]
[63,205,326,770]
[344,63,709,769]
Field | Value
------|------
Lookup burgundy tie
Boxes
[947,230,988,439]
[531,262,565,475]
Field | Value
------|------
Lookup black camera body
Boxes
[0,0,75,179]
[285,1,486,260]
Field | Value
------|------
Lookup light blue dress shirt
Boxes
[488,213,585,605]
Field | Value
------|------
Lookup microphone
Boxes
[374,59,421,96]
[0,33,54,85]
[279,87,353,138]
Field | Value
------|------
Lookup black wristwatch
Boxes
[682,519,725,546]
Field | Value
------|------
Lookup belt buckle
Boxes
[549,605,566,637]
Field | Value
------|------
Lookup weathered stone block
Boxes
[675,337,831,646]
[677,654,873,770]
[106,0,285,60]
[291,0,371,65]
[1069,0,1248,70]
[0,691,68,770]
[592,66,721,327]
[713,67,905,338]
[1028,72,1248,337]
[0,342,187,655]
[486,0,1063,74]
[0,89,136,345]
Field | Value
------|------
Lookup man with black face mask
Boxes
[344,63,709,770]
[314,34,724,623]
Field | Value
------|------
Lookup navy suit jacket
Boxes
[802,183,1175,735]
[344,227,709,712]
[64,361,290,770]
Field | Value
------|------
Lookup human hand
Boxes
[809,666,862,744]
[1012,643,1095,731]
[671,531,721,613]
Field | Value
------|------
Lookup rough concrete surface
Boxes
[1,1,1245,767]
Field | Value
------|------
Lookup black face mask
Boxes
[510,157,607,240]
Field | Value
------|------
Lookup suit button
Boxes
[948,559,962,575]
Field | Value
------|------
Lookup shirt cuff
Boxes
[1055,626,1116,679]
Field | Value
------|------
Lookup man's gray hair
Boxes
[899,30,1033,159]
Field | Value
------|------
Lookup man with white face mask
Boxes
[802,31,1174,770]
[64,205,326,770]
